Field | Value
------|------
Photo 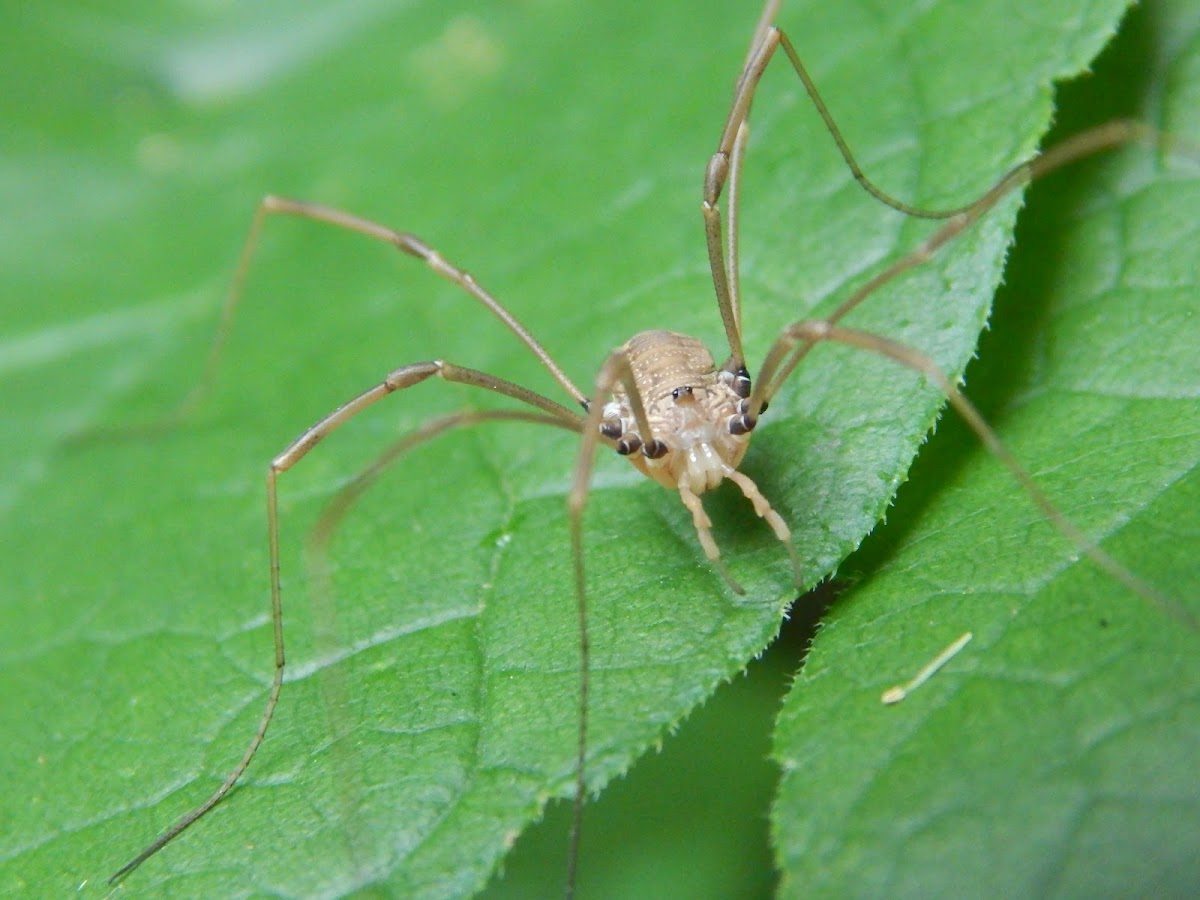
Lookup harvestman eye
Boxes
[106,0,1196,895]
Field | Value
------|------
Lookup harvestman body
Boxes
[109,0,1193,892]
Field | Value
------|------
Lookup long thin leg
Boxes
[563,348,648,899]
[109,364,583,884]
[563,342,757,896]
[302,408,584,879]
[724,120,750,345]
[759,317,1197,631]
[755,121,1160,411]
[722,0,781,343]
[703,7,1117,372]
[739,112,1188,626]
[564,346,676,897]
[160,196,587,429]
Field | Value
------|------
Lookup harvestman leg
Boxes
[569,11,1192,896]
[703,11,1189,622]
[109,197,593,882]
[561,350,642,896]
[749,119,1160,402]
[110,362,585,882]
[561,339,802,894]
[706,8,1013,373]
[721,0,782,341]
[752,121,1165,411]
[755,317,1195,629]
[305,408,587,876]
[164,196,588,427]
[742,122,1196,629]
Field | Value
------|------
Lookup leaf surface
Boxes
[0,0,1195,897]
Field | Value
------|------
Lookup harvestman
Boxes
[109,0,1195,891]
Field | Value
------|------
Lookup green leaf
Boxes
[1,2,1195,899]
[772,1,1200,897]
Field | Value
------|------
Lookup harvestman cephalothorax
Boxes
[107,0,1197,893]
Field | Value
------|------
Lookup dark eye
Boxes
[642,438,669,459]
[671,385,694,401]
[733,368,752,399]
